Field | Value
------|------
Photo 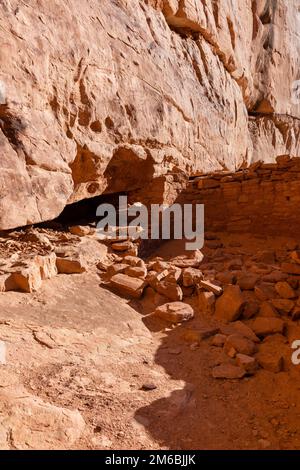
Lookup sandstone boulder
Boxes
[110,273,145,299]
[215,285,244,322]
[154,302,194,323]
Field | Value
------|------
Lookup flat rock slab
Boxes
[110,273,145,299]
[154,302,194,323]
[212,364,246,379]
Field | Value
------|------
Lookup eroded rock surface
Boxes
[0,0,299,229]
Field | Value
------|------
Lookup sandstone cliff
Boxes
[0,0,299,229]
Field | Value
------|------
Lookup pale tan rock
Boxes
[0,394,85,450]
[11,264,42,293]
[110,273,145,299]
[164,267,182,284]
[111,241,133,252]
[215,285,244,322]
[69,225,91,237]
[199,280,223,296]
[154,302,194,323]
[123,256,146,269]
[154,280,183,302]
[107,263,128,277]
[125,266,147,279]
[56,258,86,275]
[198,290,216,314]
[35,253,57,280]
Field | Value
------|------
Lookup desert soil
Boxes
[0,229,300,450]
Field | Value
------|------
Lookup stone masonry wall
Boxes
[178,156,300,236]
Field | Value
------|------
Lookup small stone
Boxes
[262,271,287,283]
[125,266,147,279]
[154,302,194,323]
[141,383,157,391]
[107,263,128,277]
[171,251,204,268]
[182,267,203,287]
[237,273,259,290]
[259,301,279,318]
[35,253,58,280]
[256,340,285,373]
[165,267,182,284]
[251,317,285,337]
[236,354,258,374]
[110,273,145,299]
[212,334,227,347]
[123,256,146,269]
[216,271,236,284]
[242,301,259,319]
[275,281,296,299]
[212,364,246,379]
[69,225,91,237]
[254,283,276,301]
[56,258,86,274]
[258,439,271,449]
[199,280,223,296]
[229,321,260,343]
[111,241,133,252]
[11,263,42,293]
[183,326,219,343]
[224,335,257,356]
[198,290,216,314]
[215,285,244,322]
[281,263,300,275]
[149,260,170,272]
[255,250,275,264]
[155,269,169,282]
[271,299,294,314]
[226,258,243,270]
[155,281,183,301]
[290,251,300,264]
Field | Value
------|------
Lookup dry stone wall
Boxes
[180,156,300,236]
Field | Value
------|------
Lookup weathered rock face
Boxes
[0,0,299,229]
